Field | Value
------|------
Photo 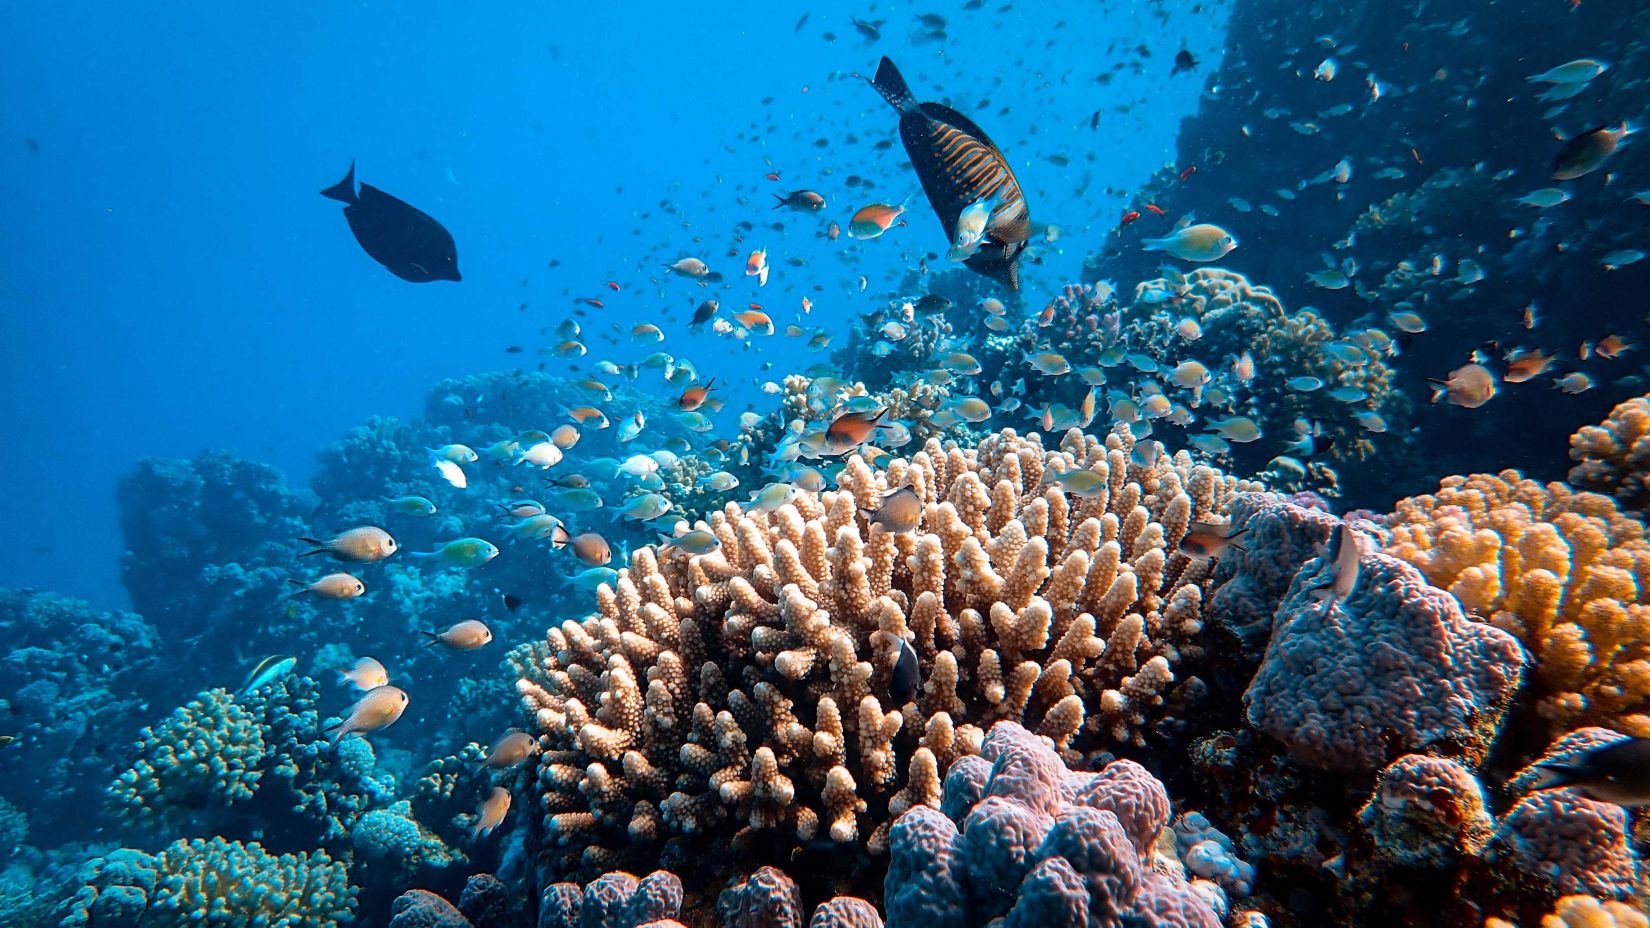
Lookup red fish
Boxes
[1179,165,1197,182]
[606,281,621,291]
[1121,210,1141,225]
[765,172,781,181]
[580,298,605,308]
[1144,203,1165,216]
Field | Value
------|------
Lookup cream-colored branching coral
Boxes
[1486,894,1650,928]
[1570,395,1650,517]
[1387,471,1650,737]
[735,376,963,474]
[510,426,1256,877]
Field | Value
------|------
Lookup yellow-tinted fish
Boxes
[481,731,538,769]
[1429,363,1497,408]
[570,532,612,566]
[423,619,493,650]
[287,572,366,600]
[863,486,923,533]
[300,527,397,563]
[335,656,389,691]
[325,685,408,745]
[472,786,511,839]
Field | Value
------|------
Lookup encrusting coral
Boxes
[1242,521,1526,774]
[511,425,1258,879]
[1569,395,1650,518]
[885,720,1220,928]
[1385,471,1650,738]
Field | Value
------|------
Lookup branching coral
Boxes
[1386,471,1650,738]
[512,426,1256,879]
[1570,396,1650,518]
[109,687,266,827]
[60,837,356,928]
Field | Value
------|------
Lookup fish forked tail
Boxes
[322,720,348,747]
[869,57,919,114]
[1426,378,1448,403]
[286,579,310,596]
[419,630,443,647]
[319,160,359,205]
[298,537,327,557]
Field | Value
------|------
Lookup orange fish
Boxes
[801,297,813,314]
[605,281,621,291]
[765,172,781,181]
[679,378,717,411]
[1144,203,1165,216]
[1597,335,1633,359]
[825,408,889,454]
[580,298,605,309]
[1429,363,1497,408]
[735,310,774,335]
[1504,349,1556,383]
[745,248,770,286]
[847,202,907,240]
[570,532,612,567]
[1121,210,1141,225]
[566,406,606,423]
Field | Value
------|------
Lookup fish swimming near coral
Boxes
[286,572,365,600]
[423,619,493,650]
[862,485,923,533]
[480,731,538,769]
[889,635,921,705]
[1529,737,1650,806]
[241,654,296,695]
[334,656,389,691]
[868,57,1030,290]
[320,161,460,282]
[324,684,408,745]
[472,786,511,839]
[1308,522,1361,611]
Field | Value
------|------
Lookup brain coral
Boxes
[1569,395,1650,517]
[1243,520,1526,774]
[1386,471,1650,737]
[511,426,1256,879]
[884,720,1218,928]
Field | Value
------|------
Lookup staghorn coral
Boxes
[59,837,356,928]
[1386,471,1650,738]
[1242,524,1526,774]
[884,721,1219,928]
[512,426,1257,880]
[1570,396,1650,518]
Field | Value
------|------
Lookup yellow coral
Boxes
[1570,395,1650,517]
[1387,471,1650,737]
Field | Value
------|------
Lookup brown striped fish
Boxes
[868,57,1030,290]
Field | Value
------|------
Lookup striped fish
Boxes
[868,57,1030,290]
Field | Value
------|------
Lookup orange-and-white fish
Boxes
[324,685,408,745]
[745,248,770,286]
[334,656,389,691]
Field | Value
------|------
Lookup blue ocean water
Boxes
[0,1,1221,607]
[6,0,1650,925]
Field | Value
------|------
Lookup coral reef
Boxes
[59,836,356,928]
[512,426,1258,882]
[1243,536,1526,774]
[884,720,1219,928]
[1570,396,1650,518]
[1386,471,1650,738]
[0,589,161,842]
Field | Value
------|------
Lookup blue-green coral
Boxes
[109,687,266,827]
[60,837,356,928]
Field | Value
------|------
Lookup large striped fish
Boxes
[868,57,1030,290]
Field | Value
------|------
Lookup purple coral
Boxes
[1207,493,1340,658]
[1486,728,1644,900]
[886,721,1217,928]
[1243,545,1525,774]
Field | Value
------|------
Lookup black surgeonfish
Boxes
[321,161,460,283]
[867,57,1030,290]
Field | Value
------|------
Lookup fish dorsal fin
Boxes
[919,102,1005,153]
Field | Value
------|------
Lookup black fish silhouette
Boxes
[321,161,460,283]
[868,57,1030,290]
